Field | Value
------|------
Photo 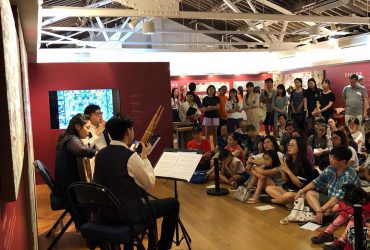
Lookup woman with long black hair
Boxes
[317,79,336,122]
[304,78,322,122]
[290,78,306,131]
[225,88,243,133]
[55,113,96,193]
[243,82,260,134]
[263,137,317,205]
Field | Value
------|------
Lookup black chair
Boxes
[34,160,73,250]
[67,182,155,250]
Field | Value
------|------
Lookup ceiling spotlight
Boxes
[142,21,155,35]
[331,23,337,31]
[128,18,138,29]
[309,24,321,36]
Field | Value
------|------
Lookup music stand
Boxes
[207,156,229,196]
[153,148,202,250]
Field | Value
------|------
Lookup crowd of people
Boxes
[49,74,370,250]
[173,74,370,250]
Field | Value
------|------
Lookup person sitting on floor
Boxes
[94,113,179,250]
[225,133,245,165]
[244,124,262,156]
[330,130,359,172]
[279,121,295,153]
[274,114,287,142]
[295,146,361,225]
[311,183,370,249]
[186,125,212,170]
[215,124,228,152]
[263,137,317,205]
[208,148,249,187]
[235,120,248,149]
[348,117,364,151]
[246,150,281,204]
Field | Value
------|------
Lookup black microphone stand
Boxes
[207,157,229,196]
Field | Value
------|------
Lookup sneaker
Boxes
[323,239,345,250]
[246,194,259,204]
[311,232,334,244]
[259,194,272,203]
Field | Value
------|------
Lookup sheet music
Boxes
[154,152,202,182]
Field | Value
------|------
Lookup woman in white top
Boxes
[243,82,261,134]
[348,117,364,152]
[178,91,201,125]
[171,88,181,122]
[225,88,243,133]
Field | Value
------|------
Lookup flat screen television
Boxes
[49,89,120,129]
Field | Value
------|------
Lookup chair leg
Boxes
[45,210,68,238]
[46,218,73,250]
[124,242,134,250]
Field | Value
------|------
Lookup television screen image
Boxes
[49,89,120,129]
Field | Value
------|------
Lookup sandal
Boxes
[246,194,259,204]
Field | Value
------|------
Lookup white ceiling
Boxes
[10,0,370,75]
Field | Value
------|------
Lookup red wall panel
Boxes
[0,176,29,250]
[29,62,172,184]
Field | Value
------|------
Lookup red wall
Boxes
[283,61,370,107]
[0,176,29,250]
[29,62,172,184]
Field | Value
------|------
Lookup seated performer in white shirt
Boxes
[83,104,110,150]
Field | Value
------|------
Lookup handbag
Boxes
[190,170,208,184]
[283,197,315,223]
[234,186,252,202]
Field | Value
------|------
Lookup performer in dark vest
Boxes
[94,113,179,250]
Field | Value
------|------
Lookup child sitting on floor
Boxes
[207,149,249,187]
[245,150,281,204]
[311,183,370,250]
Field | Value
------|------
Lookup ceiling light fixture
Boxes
[142,20,155,35]
[128,18,138,29]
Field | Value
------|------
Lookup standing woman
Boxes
[178,91,201,125]
[272,84,289,129]
[171,88,181,122]
[290,78,306,131]
[304,78,322,122]
[202,85,220,142]
[244,82,261,134]
[317,79,336,122]
[179,85,187,103]
[55,114,96,193]
[225,88,243,133]
[237,86,247,121]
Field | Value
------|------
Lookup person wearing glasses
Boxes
[262,137,316,205]
[84,104,110,150]
[330,130,359,172]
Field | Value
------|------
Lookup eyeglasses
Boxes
[93,112,103,116]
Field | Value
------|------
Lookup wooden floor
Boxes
[37,180,327,250]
